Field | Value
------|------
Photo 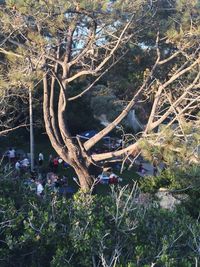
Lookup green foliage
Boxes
[139,165,200,221]
[135,207,195,267]
[90,85,124,122]
[0,175,200,266]
[139,165,200,192]
[138,119,200,167]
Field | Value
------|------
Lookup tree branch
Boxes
[84,33,161,151]
[149,69,200,131]
[0,47,23,58]
[0,124,28,136]
[68,51,128,101]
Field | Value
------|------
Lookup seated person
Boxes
[60,175,68,186]
[21,157,29,168]
[138,163,146,174]
[15,160,21,172]
[109,173,118,184]
[35,180,44,196]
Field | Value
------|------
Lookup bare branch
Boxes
[0,47,23,58]
[68,51,128,101]
[0,124,28,136]
[84,33,161,151]
[150,68,200,131]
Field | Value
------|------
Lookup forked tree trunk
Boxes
[43,74,94,191]
[57,147,94,191]
[71,160,93,191]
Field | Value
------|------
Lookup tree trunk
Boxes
[72,160,93,191]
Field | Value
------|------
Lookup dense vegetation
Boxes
[0,166,200,267]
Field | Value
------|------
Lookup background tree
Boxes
[0,64,29,136]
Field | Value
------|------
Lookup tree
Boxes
[0,0,199,190]
[0,77,29,136]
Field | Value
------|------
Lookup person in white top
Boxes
[21,158,29,168]
[15,160,21,172]
[8,148,16,163]
[36,180,44,196]
[38,152,44,166]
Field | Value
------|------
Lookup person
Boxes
[15,160,21,175]
[44,177,53,195]
[8,147,16,163]
[103,167,112,177]
[48,154,54,171]
[36,180,44,196]
[59,175,68,196]
[138,163,143,172]
[63,162,70,168]
[30,170,37,181]
[61,175,68,186]
[21,157,29,168]
[109,173,118,184]
[49,154,53,162]
[38,152,44,166]
[138,162,146,175]
[153,163,158,176]
[58,158,63,164]
[54,176,61,193]
[21,157,30,172]
[24,175,36,191]
[142,168,146,174]
[53,157,59,173]
[46,174,59,193]
[153,157,158,176]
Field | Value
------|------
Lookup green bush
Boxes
[0,177,200,266]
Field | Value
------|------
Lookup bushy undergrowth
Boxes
[0,170,200,267]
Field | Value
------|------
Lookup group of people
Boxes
[14,151,45,174]
[3,147,67,174]
[5,147,43,167]
[3,148,72,187]
[3,147,75,197]
[97,168,122,185]
[15,157,30,172]
[3,147,30,173]
[25,171,73,197]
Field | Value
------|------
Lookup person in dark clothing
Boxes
[38,152,44,166]
[53,157,59,173]
[153,161,158,176]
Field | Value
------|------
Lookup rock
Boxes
[156,189,181,210]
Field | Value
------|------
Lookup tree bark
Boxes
[43,75,94,191]
[71,159,93,191]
